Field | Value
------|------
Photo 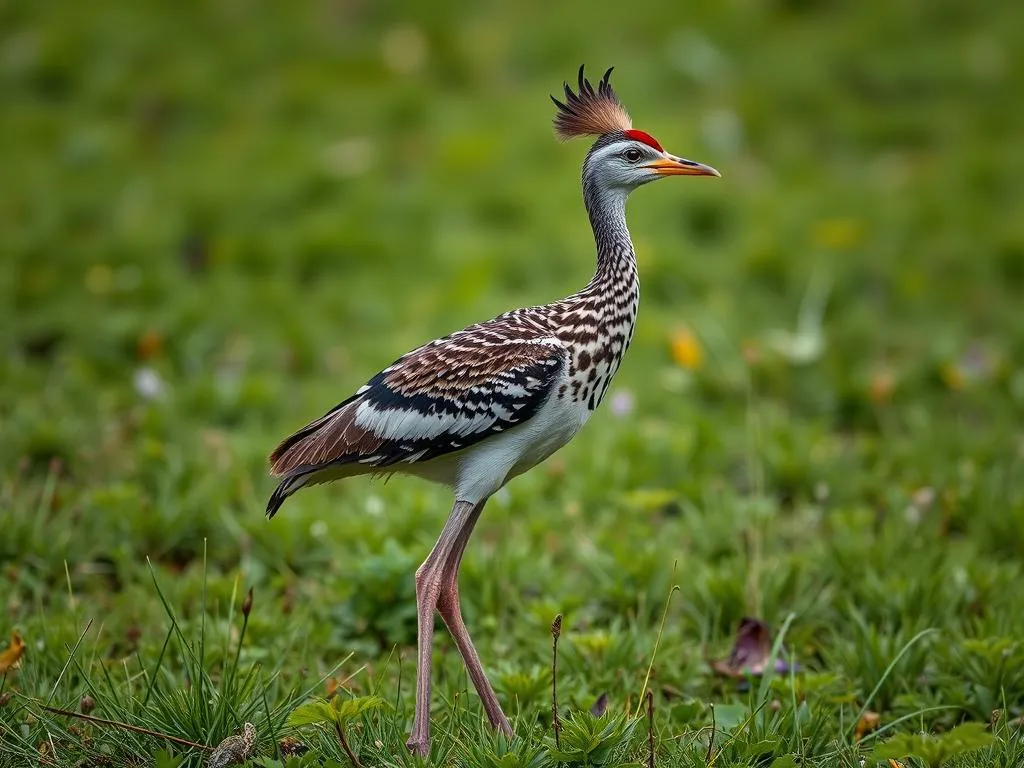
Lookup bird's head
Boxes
[552,66,719,195]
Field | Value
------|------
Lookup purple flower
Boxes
[609,389,635,417]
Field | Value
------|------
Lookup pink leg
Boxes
[406,555,442,757]
[437,577,513,737]
[407,499,508,756]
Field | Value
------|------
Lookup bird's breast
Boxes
[559,309,636,412]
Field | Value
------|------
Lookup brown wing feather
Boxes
[269,405,382,477]
[269,332,567,477]
[383,338,555,396]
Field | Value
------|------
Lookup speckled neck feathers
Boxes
[549,156,639,410]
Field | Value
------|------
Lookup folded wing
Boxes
[267,331,568,517]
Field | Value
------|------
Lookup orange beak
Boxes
[646,155,721,177]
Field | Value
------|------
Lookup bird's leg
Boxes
[406,499,484,756]
[435,501,513,738]
[437,580,513,736]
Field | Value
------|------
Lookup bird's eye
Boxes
[624,148,642,163]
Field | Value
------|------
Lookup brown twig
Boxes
[333,720,362,768]
[551,614,563,749]
[646,690,655,768]
[40,704,211,751]
[705,702,715,765]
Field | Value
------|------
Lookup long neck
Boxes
[582,175,638,292]
[548,174,639,411]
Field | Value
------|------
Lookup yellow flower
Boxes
[855,709,881,741]
[0,631,25,673]
[670,327,703,370]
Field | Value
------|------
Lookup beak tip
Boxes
[693,160,721,178]
[651,157,722,178]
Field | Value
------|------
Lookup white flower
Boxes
[133,367,165,400]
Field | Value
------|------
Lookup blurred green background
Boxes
[2,0,1024,762]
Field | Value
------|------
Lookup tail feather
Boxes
[266,470,313,519]
[268,393,385,478]
[268,408,343,476]
[266,396,365,518]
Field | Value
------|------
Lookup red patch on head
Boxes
[624,129,663,152]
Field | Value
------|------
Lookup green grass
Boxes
[3,0,1024,765]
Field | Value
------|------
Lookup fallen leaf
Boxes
[709,618,798,679]
[0,631,26,673]
[856,710,881,740]
[670,327,703,370]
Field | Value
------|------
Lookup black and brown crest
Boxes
[551,66,632,141]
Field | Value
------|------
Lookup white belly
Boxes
[451,386,591,503]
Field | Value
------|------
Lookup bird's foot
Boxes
[405,735,429,757]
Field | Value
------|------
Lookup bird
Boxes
[266,66,719,756]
